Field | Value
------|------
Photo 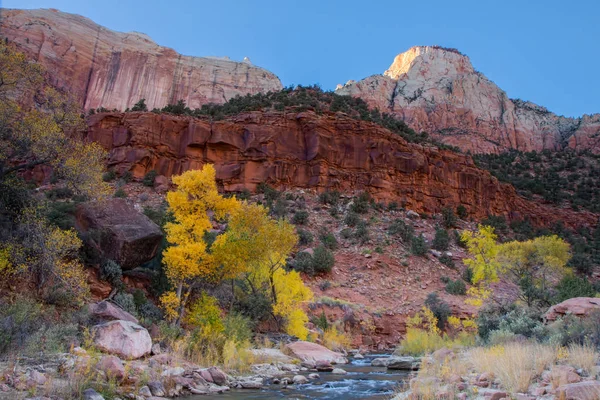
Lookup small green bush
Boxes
[441,207,456,228]
[271,198,287,218]
[311,311,329,331]
[113,292,138,317]
[439,254,455,269]
[445,279,466,295]
[319,190,340,206]
[425,293,450,330]
[350,192,370,214]
[100,260,123,287]
[45,187,74,200]
[142,170,158,187]
[553,274,596,303]
[340,227,353,239]
[293,251,315,274]
[297,229,313,246]
[456,204,468,219]
[344,211,359,227]
[462,266,474,284]
[411,234,428,256]
[223,313,253,343]
[319,232,338,250]
[292,210,309,225]
[388,219,414,242]
[102,170,117,182]
[432,227,449,251]
[121,170,133,183]
[354,220,369,243]
[313,245,335,274]
[114,188,127,198]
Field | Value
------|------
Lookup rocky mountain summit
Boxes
[336,46,600,153]
[0,8,282,111]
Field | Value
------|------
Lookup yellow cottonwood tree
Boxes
[212,202,313,338]
[161,165,239,323]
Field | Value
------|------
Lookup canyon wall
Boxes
[87,110,595,228]
[336,46,600,153]
[0,8,282,111]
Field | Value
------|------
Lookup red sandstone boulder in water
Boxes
[92,320,152,359]
[285,341,347,364]
[544,297,600,322]
[75,198,163,270]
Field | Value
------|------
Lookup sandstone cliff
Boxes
[86,110,595,228]
[0,8,282,111]
[336,46,600,153]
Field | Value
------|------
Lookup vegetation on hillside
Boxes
[475,149,600,213]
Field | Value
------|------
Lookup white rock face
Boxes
[0,8,282,111]
[337,46,600,153]
[92,320,152,360]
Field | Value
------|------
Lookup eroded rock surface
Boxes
[544,297,600,322]
[336,46,600,153]
[0,8,282,111]
[75,198,163,270]
[86,110,596,228]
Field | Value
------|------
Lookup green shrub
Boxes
[292,210,309,225]
[24,323,79,355]
[568,252,593,275]
[102,170,117,182]
[223,313,252,343]
[354,220,369,243]
[319,190,340,206]
[445,279,466,295]
[121,170,133,183]
[142,170,158,187]
[312,245,335,274]
[462,266,474,284]
[553,274,596,303]
[319,232,338,250]
[45,187,74,200]
[297,229,313,246]
[271,198,287,218]
[340,228,353,239]
[292,251,315,274]
[113,292,138,317]
[344,211,359,227]
[258,183,279,204]
[388,201,399,211]
[45,201,77,230]
[411,234,428,256]
[432,227,449,250]
[350,192,370,214]
[547,310,600,347]
[388,219,414,242]
[456,204,468,219]
[439,254,455,269]
[0,298,44,354]
[424,293,450,330]
[114,188,127,198]
[311,311,329,331]
[441,207,456,228]
[233,287,273,326]
[100,260,123,287]
[131,98,148,112]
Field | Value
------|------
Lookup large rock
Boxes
[84,111,595,228]
[336,46,600,154]
[545,297,600,322]
[556,381,600,400]
[92,320,152,359]
[76,198,163,270]
[90,301,139,324]
[96,355,125,380]
[0,9,282,112]
[285,341,347,364]
[386,356,417,370]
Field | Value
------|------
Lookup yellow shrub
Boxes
[323,327,351,352]
[159,291,180,322]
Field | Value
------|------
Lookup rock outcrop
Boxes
[90,301,139,324]
[0,8,282,111]
[336,46,600,153]
[75,198,163,270]
[544,297,600,322]
[86,110,596,228]
[92,320,152,359]
[285,341,348,364]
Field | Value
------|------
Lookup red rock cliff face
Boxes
[87,111,595,228]
[336,46,600,154]
[0,8,282,111]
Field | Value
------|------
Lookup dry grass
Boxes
[468,343,556,394]
[567,343,597,374]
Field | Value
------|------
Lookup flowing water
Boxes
[191,354,409,400]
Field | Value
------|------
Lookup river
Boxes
[191,354,409,400]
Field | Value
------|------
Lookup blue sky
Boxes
[3,0,599,117]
